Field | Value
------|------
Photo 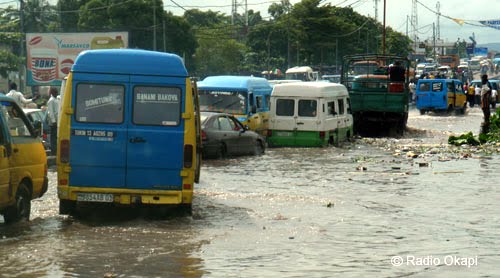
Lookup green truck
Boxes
[341,54,409,135]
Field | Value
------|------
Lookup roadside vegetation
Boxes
[448,108,500,146]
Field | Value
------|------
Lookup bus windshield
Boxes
[199,90,247,114]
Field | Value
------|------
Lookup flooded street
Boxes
[1,106,499,277]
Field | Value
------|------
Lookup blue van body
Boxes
[416,78,467,114]
[58,49,199,213]
[197,76,272,134]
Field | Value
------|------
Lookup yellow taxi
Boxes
[0,96,48,223]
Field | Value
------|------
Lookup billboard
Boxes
[26,32,128,86]
[474,47,488,57]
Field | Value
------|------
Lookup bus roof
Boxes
[285,66,313,74]
[198,76,272,91]
[72,49,188,77]
[271,82,348,98]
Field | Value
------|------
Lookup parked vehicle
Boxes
[437,65,452,78]
[201,112,265,158]
[321,74,341,83]
[23,108,50,151]
[341,54,409,134]
[416,79,467,114]
[285,66,319,81]
[198,76,272,136]
[0,96,48,223]
[57,49,201,215]
[267,82,353,147]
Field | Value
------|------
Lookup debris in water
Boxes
[327,202,334,208]
[418,162,429,167]
[356,166,367,171]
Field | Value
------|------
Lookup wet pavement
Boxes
[1,106,499,277]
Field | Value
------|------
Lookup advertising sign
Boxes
[474,47,488,57]
[26,32,128,86]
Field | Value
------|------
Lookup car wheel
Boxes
[4,183,31,224]
[253,140,264,155]
[215,143,227,159]
[419,109,425,115]
[59,200,77,216]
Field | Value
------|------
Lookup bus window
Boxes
[338,99,345,115]
[75,84,124,124]
[276,99,294,116]
[419,82,430,92]
[298,100,317,117]
[327,101,337,115]
[133,86,181,126]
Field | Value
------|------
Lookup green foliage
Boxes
[448,108,500,146]
[0,50,21,78]
[448,132,480,146]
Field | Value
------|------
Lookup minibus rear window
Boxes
[75,84,124,124]
[298,100,317,117]
[419,83,430,92]
[276,99,294,116]
[432,82,442,92]
[133,86,181,126]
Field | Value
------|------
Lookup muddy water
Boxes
[1,107,499,277]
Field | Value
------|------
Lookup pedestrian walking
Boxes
[467,83,475,107]
[6,82,36,107]
[475,84,482,108]
[480,74,492,133]
[47,87,60,155]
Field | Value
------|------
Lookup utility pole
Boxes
[436,1,440,40]
[19,0,25,92]
[163,20,166,52]
[374,0,379,22]
[382,0,386,55]
[411,0,418,52]
[153,1,156,51]
[433,22,436,61]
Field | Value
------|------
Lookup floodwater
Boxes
[1,106,499,277]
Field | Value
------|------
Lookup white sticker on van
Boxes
[136,93,179,103]
[79,116,87,121]
[161,121,177,126]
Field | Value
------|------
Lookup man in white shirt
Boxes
[6,82,35,108]
[47,87,60,155]
[474,85,482,108]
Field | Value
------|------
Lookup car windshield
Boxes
[199,90,247,114]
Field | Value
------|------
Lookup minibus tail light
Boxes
[184,144,193,168]
[389,82,404,93]
[201,130,207,141]
[60,139,70,163]
[319,131,326,138]
[267,130,272,137]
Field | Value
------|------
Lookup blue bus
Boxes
[197,76,272,135]
[57,49,201,215]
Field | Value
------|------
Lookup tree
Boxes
[23,0,58,32]
[194,29,246,77]
[0,50,21,78]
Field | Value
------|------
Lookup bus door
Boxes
[295,98,319,145]
[127,76,185,190]
[69,74,128,188]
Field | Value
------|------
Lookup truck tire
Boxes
[3,183,31,224]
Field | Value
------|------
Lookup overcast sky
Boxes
[164,0,500,45]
